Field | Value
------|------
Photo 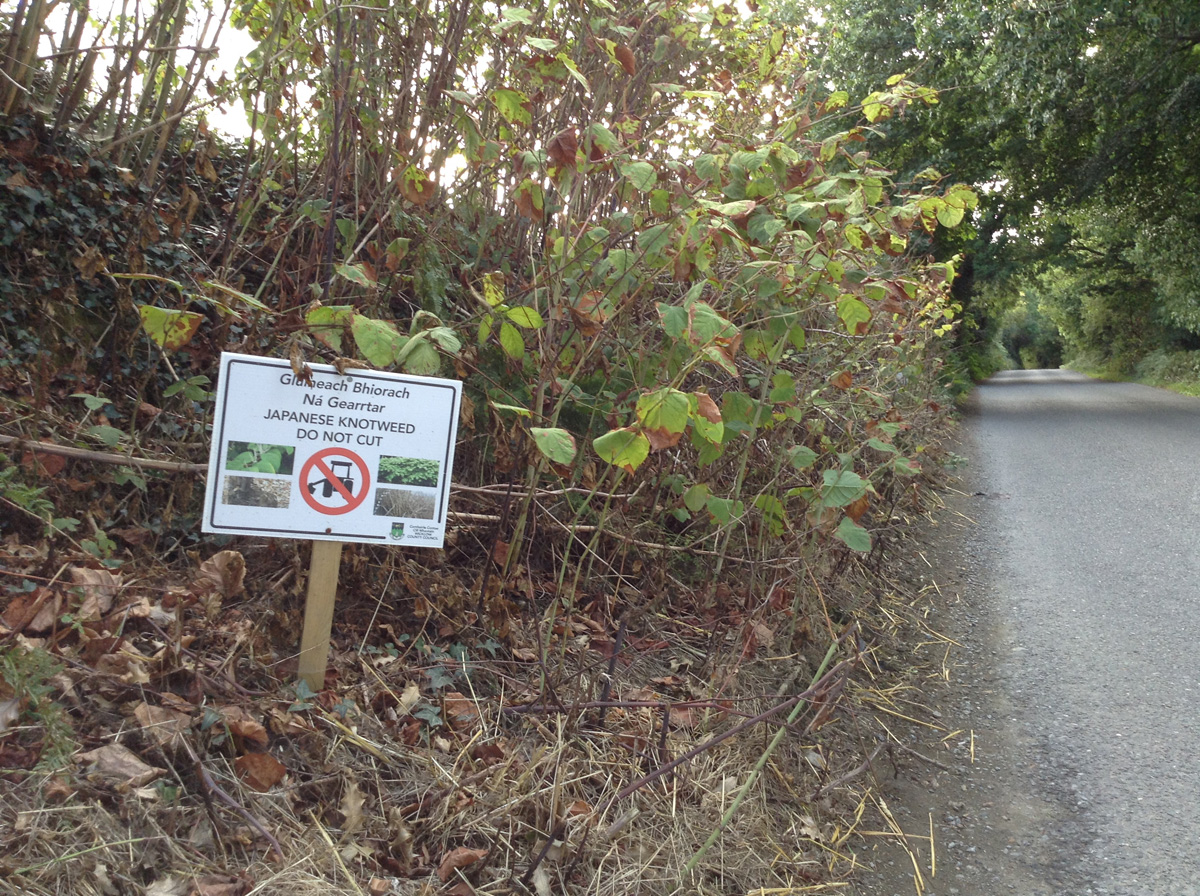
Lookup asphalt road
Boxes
[964,369,1200,894]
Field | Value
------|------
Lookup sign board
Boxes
[202,352,460,547]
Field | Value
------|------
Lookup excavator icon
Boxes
[308,459,355,498]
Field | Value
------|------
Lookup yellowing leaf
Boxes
[138,305,203,351]
[593,427,650,473]
[352,314,407,367]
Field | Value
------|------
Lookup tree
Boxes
[789,0,1200,367]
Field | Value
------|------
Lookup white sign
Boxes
[202,352,461,547]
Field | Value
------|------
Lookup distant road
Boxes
[969,369,1200,893]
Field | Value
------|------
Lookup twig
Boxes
[0,434,207,473]
[892,739,952,772]
[194,760,284,862]
[811,743,886,799]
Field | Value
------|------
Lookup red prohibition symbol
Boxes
[299,447,371,515]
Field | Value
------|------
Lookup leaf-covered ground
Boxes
[0,460,964,896]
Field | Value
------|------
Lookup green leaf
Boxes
[683,483,710,512]
[754,494,787,537]
[137,306,203,352]
[492,88,531,127]
[490,401,532,418]
[593,428,650,473]
[820,469,870,508]
[705,496,743,525]
[587,123,619,154]
[504,306,544,329]
[531,427,577,465]
[701,198,757,217]
[351,314,407,367]
[834,517,872,552]
[862,91,891,122]
[837,295,872,335]
[88,425,124,447]
[635,388,690,447]
[305,304,354,352]
[787,445,818,471]
[398,335,441,376]
[620,160,658,192]
[336,263,374,287]
[72,393,111,411]
[498,321,525,359]
[482,272,506,308]
[637,223,673,256]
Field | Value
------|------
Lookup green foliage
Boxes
[226,442,296,475]
[378,456,440,488]
[0,454,79,537]
[0,645,77,771]
[805,0,1200,372]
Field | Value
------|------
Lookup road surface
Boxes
[858,369,1200,895]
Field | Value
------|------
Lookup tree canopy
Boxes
[799,0,1200,369]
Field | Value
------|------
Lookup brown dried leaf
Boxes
[2,588,60,634]
[77,743,165,787]
[340,779,366,833]
[70,567,122,621]
[693,392,721,423]
[614,45,637,76]
[134,701,191,750]
[217,706,270,751]
[234,752,286,792]
[195,550,245,599]
[437,846,488,882]
[546,128,579,170]
[829,370,853,391]
[443,691,480,732]
[73,245,108,281]
[21,450,66,476]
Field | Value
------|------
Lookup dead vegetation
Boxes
[0,470,962,896]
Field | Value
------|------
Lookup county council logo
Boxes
[390,522,405,541]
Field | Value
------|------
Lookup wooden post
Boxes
[297,540,344,690]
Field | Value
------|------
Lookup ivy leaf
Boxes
[351,314,407,367]
[137,306,203,352]
[593,427,650,473]
[834,516,872,552]
[530,427,577,465]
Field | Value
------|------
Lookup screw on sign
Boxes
[299,448,371,515]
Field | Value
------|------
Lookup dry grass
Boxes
[0,502,960,896]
